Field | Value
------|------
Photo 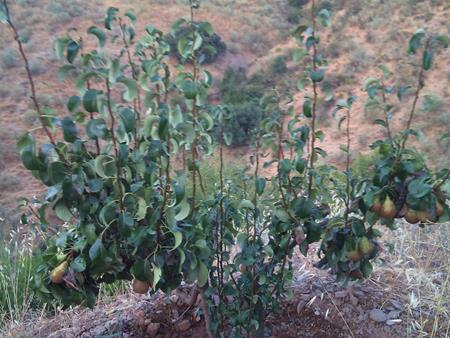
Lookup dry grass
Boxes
[381,221,450,337]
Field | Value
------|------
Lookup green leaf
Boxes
[125,11,137,25]
[71,256,86,272]
[361,260,373,278]
[136,197,147,221]
[408,177,432,198]
[169,105,183,127]
[109,59,121,83]
[175,200,190,221]
[310,69,324,82]
[255,177,266,196]
[303,100,312,118]
[197,261,208,287]
[87,26,106,48]
[86,118,107,139]
[67,96,81,113]
[66,40,79,64]
[223,132,232,146]
[61,117,77,143]
[151,264,162,288]
[422,49,433,71]
[170,231,183,251]
[274,209,289,222]
[435,35,449,48]
[117,77,137,101]
[49,162,66,185]
[105,7,118,30]
[408,29,425,54]
[199,112,214,131]
[55,201,72,222]
[0,3,8,23]
[89,238,102,260]
[119,108,136,133]
[317,8,331,27]
[239,200,254,209]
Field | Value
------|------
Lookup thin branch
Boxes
[308,0,318,198]
[4,0,65,161]
[119,17,142,146]
[105,79,124,212]
[344,107,351,227]
[401,37,431,149]
[380,81,393,142]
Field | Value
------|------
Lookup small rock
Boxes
[350,294,358,306]
[146,323,160,337]
[388,310,401,319]
[335,290,347,298]
[386,319,402,326]
[369,309,388,323]
[314,310,320,316]
[177,319,191,332]
[390,300,404,311]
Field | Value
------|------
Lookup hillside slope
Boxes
[0,0,449,233]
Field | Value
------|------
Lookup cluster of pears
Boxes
[403,199,445,224]
[370,193,445,224]
[346,236,375,262]
[370,195,397,219]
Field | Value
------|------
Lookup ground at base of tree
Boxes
[8,235,445,338]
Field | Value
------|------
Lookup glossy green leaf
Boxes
[422,49,433,70]
[197,261,208,287]
[170,231,183,251]
[55,201,72,222]
[86,118,107,139]
[87,26,106,48]
[255,177,266,196]
[151,264,162,288]
[117,77,137,101]
[408,29,425,54]
[175,200,190,221]
[61,117,77,142]
[66,40,79,64]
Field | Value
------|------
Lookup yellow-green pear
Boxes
[50,261,68,284]
[358,237,373,256]
[404,208,419,224]
[379,196,396,219]
[132,279,150,294]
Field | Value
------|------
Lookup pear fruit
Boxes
[404,208,419,224]
[239,264,248,273]
[50,261,68,284]
[358,237,373,256]
[132,279,150,294]
[416,210,431,223]
[347,249,361,261]
[379,196,396,219]
[370,196,382,214]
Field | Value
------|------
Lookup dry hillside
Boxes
[0,0,449,231]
